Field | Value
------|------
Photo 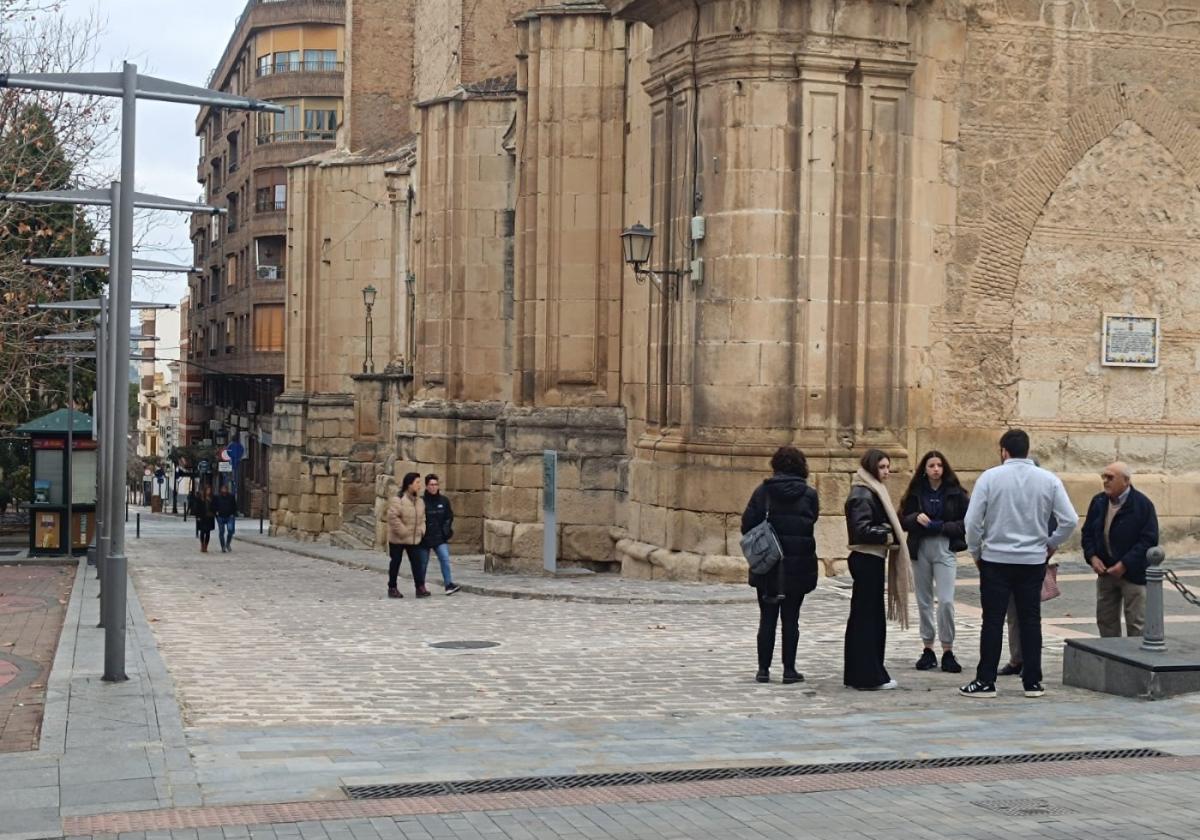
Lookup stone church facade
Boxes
[270,0,1200,578]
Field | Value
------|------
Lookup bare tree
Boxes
[0,10,115,428]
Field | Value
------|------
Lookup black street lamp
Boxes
[362,284,377,374]
[620,221,690,298]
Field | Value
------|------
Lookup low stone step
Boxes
[341,519,377,547]
[329,531,369,551]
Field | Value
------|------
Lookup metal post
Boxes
[103,62,137,683]
[66,215,75,558]
[1141,546,1167,653]
[135,512,140,539]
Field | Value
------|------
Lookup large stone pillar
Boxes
[484,4,630,572]
[608,0,917,575]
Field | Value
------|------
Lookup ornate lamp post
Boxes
[620,222,690,298]
[362,284,377,374]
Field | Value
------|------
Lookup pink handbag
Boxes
[1041,564,1061,601]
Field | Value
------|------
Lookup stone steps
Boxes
[339,517,377,548]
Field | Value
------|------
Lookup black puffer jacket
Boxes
[899,481,969,556]
[741,475,820,599]
[421,492,455,547]
[845,485,894,547]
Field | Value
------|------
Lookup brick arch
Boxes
[968,84,1200,321]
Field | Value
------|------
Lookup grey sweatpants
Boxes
[914,535,956,647]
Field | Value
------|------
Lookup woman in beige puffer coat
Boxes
[386,472,427,598]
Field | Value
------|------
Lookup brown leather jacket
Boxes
[386,493,426,545]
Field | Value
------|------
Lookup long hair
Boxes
[899,450,961,510]
[401,472,421,494]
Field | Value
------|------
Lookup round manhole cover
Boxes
[429,640,500,650]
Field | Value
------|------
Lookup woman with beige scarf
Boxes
[843,449,913,690]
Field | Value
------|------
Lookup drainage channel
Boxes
[344,748,1169,800]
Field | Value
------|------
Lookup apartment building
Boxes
[187,0,345,507]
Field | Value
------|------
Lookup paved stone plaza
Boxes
[4,512,1200,840]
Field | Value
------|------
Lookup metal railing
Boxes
[256,60,344,77]
[255,198,286,213]
[255,130,336,144]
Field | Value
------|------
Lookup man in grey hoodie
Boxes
[960,429,1078,699]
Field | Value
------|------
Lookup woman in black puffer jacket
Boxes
[741,446,820,685]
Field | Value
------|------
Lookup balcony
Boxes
[255,197,286,213]
[256,60,344,77]
[256,130,336,145]
[255,265,285,281]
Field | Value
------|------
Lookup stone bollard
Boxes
[1141,546,1167,653]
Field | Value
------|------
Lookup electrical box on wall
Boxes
[691,258,704,284]
[690,215,705,241]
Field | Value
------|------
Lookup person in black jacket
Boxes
[213,485,238,553]
[419,475,461,595]
[843,449,912,691]
[741,446,819,685]
[194,485,215,553]
[899,451,968,674]
[1080,462,1159,637]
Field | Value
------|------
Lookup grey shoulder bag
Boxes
[741,495,783,576]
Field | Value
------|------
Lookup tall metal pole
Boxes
[103,61,137,682]
[66,213,75,557]
[96,291,107,589]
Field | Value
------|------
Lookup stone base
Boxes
[1062,637,1200,700]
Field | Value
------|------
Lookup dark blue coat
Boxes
[1079,487,1159,586]
[741,475,820,599]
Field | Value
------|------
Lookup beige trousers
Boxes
[1096,573,1146,638]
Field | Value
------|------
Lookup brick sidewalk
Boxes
[0,564,73,753]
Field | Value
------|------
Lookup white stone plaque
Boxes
[1102,314,1159,368]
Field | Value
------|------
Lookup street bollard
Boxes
[1142,546,1167,653]
[136,512,140,539]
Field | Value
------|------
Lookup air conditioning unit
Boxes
[246,400,257,415]
[256,265,279,280]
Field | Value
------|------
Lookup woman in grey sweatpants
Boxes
[899,451,970,674]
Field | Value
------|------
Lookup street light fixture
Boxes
[620,221,689,298]
[362,285,377,374]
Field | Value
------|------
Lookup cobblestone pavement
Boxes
[130,517,1012,729]
[0,563,73,752]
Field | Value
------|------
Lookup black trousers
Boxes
[756,593,804,671]
[844,552,890,688]
[388,543,425,590]
[977,560,1045,686]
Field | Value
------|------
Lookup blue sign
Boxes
[225,440,244,468]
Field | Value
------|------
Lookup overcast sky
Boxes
[60,0,245,312]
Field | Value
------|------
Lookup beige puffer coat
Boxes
[386,493,426,545]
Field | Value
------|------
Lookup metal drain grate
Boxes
[975,798,1077,817]
[344,748,1169,800]
[428,640,500,650]
[0,550,20,557]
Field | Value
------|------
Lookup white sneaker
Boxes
[879,679,899,690]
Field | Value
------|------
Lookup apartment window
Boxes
[225,315,234,352]
[303,49,338,71]
[228,131,239,170]
[227,254,238,287]
[198,135,206,159]
[257,54,271,76]
[304,109,338,140]
[273,50,300,74]
[253,304,284,352]
[258,105,299,144]
[210,222,220,244]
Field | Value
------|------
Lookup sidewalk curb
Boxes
[235,533,757,605]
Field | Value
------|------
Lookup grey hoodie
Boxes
[965,458,1078,565]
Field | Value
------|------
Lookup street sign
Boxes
[197,459,211,474]
[225,439,244,468]
[218,462,233,474]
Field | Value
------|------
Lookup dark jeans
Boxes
[756,593,804,671]
[844,552,890,688]
[388,543,425,591]
[977,560,1046,686]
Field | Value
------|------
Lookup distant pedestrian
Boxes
[386,472,427,599]
[843,449,912,691]
[420,474,460,595]
[1081,461,1159,638]
[213,485,238,553]
[960,429,1077,699]
[741,446,820,685]
[899,450,968,674]
[195,485,215,553]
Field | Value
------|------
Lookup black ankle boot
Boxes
[782,669,804,684]
[755,668,769,683]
